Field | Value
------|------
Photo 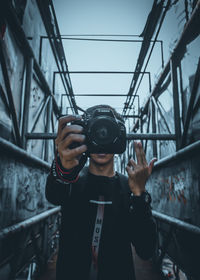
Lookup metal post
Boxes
[160,40,164,68]
[151,99,158,158]
[30,96,51,133]
[144,104,151,154]
[155,98,172,134]
[181,57,200,147]
[39,35,43,65]
[0,84,10,114]
[22,57,33,149]
[44,96,52,161]
[140,117,143,147]
[170,58,182,150]
[178,63,186,125]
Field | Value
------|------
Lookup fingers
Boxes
[126,165,132,176]
[58,133,86,151]
[148,158,157,175]
[59,124,84,142]
[134,141,142,165]
[61,144,87,161]
[57,115,82,138]
[67,144,87,158]
[127,158,137,168]
[134,141,147,166]
[59,144,87,169]
[56,114,83,147]
[138,142,148,166]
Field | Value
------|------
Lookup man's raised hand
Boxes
[126,141,157,196]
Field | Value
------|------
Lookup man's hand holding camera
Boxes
[55,115,87,170]
[126,141,157,196]
[54,113,156,190]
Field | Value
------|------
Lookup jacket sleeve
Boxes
[45,173,72,206]
[45,154,87,205]
[128,199,157,260]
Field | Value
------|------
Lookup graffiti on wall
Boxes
[160,167,187,204]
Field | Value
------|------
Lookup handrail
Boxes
[0,137,50,169]
[152,210,200,235]
[0,207,60,239]
[153,140,200,169]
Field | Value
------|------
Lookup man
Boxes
[45,105,157,280]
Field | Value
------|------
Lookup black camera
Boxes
[71,107,126,154]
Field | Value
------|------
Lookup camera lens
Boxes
[96,126,108,139]
[89,118,119,145]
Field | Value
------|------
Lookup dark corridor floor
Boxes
[38,247,163,280]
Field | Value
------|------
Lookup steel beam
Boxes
[122,115,140,118]
[151,99,157,157]
[30,96,51,133]
[127,133,176,141]
[154,98,171,134]
[181,57,200,147]
[73,94,131,96]
[44,96,52,161]
[48,36,162,43]
[3,1,61,118]
[144,104,151,153]
[0,84,10,115]
[56,71,151,74]
[36,0,77,113]
[170,58,182,150]
[57,34,140,37]
[0,40,22,147]
[123,0,168,115]
[131,1,200,132]
[22,57,33,149]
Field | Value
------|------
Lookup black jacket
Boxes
[45,167,157,280]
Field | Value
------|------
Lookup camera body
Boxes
[71,107,126,154]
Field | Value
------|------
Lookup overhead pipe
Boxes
[26,132,176,141]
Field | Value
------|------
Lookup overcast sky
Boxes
[53,0,196,118]
[53,0,157,114]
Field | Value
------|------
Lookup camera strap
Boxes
[89,195,112,280]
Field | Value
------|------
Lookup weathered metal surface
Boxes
[0,137,58,279]
[155,215,200,279]
[0,209,60,280]
[147,141,200,279]
[147,140,200,226]
[0,137,51,230]
[0,207,60,240]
